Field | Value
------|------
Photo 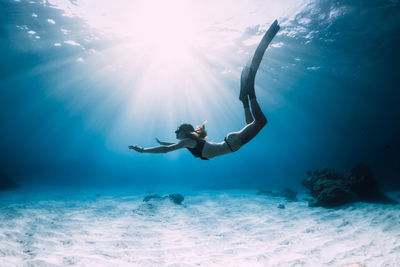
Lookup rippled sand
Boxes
[0,189,399,266]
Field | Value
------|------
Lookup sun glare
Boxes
[128,0,199,64]
[44,0,305,141]
[102,0,211,97]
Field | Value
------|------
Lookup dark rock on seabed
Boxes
[143,193,184,205]
[168,193,184,205]
[302,163,397,208]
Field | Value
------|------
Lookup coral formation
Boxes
[302,163,397,207]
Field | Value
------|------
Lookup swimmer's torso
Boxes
[202,141,231,159]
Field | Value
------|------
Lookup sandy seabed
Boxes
[0,189,399,267]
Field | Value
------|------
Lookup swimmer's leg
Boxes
[240,98,267,146]
[247,20,280,99]
[250,98,267,123]
[239,66,250,102]
[235,20,278,140]
[244,106,254,124]
[240,67,254,124]
[239,20,279,124]
[238,67,253,124]
[228,98,267,149]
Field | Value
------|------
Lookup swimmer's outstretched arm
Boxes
[129,139,194,154]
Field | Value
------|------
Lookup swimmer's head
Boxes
[175,122,207,140]
[175,123,194,139]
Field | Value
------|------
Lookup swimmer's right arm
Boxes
[155,138,174,146]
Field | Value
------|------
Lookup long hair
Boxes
[180,121,207,140]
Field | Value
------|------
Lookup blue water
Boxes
[1,0,400,190]
[1,2,400,265]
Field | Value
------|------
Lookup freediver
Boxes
[129,20,280,160]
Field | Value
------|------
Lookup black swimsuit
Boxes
[187,138,209,160]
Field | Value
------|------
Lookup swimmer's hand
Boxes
[128,145,144,153]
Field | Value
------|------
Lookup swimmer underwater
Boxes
[129,20,280,160]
